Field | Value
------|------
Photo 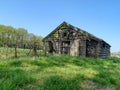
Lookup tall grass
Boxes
[0,53,120,89]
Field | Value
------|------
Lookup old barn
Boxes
[43,22,111,58]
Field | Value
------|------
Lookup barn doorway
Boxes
[61,41,70,54]
[48,41,54,53]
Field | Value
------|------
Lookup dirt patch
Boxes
[81,80,113,90]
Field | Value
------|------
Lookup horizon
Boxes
[0,0,120,52]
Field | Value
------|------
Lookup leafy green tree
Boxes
[17,28,28,48]
[0,24,43,57]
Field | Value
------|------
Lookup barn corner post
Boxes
[79,36,86,57]
[96,42,100,58]
[58,40,61,54]
[82,39,86,57]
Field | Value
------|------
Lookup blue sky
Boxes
[0,0,120,52]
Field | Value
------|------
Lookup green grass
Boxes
[0,47,43,59]
[0,53,120,90]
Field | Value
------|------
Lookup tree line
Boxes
[0,24,43,57]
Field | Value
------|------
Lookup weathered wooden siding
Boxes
[70,39,79,56]
[79,40,86,56]
[86,39,98,57]
[99,41,110,58]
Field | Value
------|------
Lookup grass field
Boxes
[0,47,43,59]
[0,53,120,90]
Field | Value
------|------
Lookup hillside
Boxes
[111,52,120,58]
[0,55,120,90]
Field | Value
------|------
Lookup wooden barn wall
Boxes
[86,39,99,57]
[79,40,86,56]
[70,39,79,56]
[99,41,110,58]
[44,40,59,53]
